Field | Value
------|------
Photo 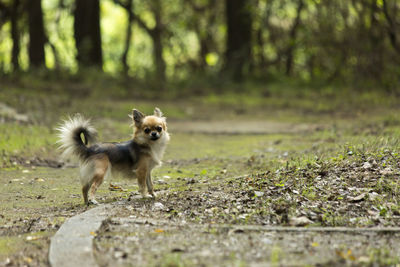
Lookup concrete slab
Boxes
[48,204,113,267]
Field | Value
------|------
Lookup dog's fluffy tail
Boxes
[56,114,97,161]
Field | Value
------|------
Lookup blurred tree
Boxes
[224,0,252,81]
[10,0,21,71]
[285,0,305,76]
[74,0,103,69]
[114,0,134,75]
[27,0,46,68]
[131,0,166,84]
[382,0,400,54]
[0,0,22,71]
[0,0,398,86]
[185,0,218,71]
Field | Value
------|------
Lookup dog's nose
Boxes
[151,132,157,137]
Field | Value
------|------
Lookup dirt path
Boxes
[169,120,323,134]
[3,117,400,266]
[92,202,400,266]
[46,199,400,267]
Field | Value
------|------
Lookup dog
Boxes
[57,108,170,205]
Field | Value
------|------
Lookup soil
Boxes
[1,117,400,266]
[94,210,400,266]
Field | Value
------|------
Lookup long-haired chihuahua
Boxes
[57,108,169,205]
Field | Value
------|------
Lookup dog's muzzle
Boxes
[150,132,159,140]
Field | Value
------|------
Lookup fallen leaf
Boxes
[154,229,164,233]
[109,183,126,191]
[24,257,32,264]
[26,236,40,241]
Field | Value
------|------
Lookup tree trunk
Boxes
[152,29,166,84]
[74,0,103,69]
[285,0,304,76]
[224,0,252,81]
[151,0,166,84]
[27,0,46,68]
[382,0,400,54]
[10,0,20,71]
[189,0,217,71]
[121,0,133,76]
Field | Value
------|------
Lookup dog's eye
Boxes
[144,128,151,134]
[156,126,162,132]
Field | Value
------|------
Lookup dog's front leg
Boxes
[146,171,156,197]
[136,167,148,197]
[136,158,152,198]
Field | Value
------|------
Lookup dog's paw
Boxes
[88,199,99,205]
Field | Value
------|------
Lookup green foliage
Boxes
[0,0,399,88]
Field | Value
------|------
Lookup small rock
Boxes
[228,228,245,235]
[0,102,29,123]
[349,192,367,202]
[369,192,379,200]
[367,210,378,216]
[261,237,273,244]
[153,202,165,211]
[254,191,264,197]
[114,250,127,259]
[289,216,313,226]
[362,162,372,170]
[2,258,11,266]
[380,168,393,176]
[186,178,196,184]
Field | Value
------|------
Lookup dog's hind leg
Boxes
[82,183,90,205]
[80,161,94,205]
[88,155,110,205]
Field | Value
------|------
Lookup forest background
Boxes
[0,0,399,94]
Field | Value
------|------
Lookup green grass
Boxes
[1,79,400,264]
[0,123,55,157]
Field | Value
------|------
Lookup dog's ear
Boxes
[132,109,145,126]
[154,107,163,118]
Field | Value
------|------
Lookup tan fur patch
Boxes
[82,154,110,204]
[142,116,164,129]
[135,155,151,195]
[134,115,165,138]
